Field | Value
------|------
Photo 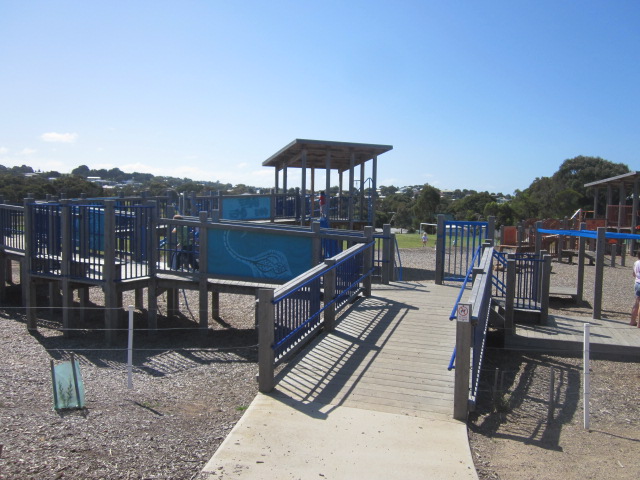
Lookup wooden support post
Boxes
[505,256,516,334]
[558,217,567,261]
[198,211,209,329]
[211,291,220,320]
[348,151,355,230]
[0,255,6,303]
[618,182,625,229]
[535,221,543,254]
[390,233,397,281]
[103,201,118,345]
[540,254,552,325]
[516,222,524,250]
[382,224,392,285]
[323,258,336,332]
[167,287,178,316]
[577,223,586,303]
[371,155,378,227]
[435,214,445,285]
[363,226,373,297]
[311,221,321,266]
[611,243,617,267]
[300,148,307,226]
[134,289,144,310]
[453,303,472,421]
[632,179,639,254]
[257,288,275,393]
[487,216,495,243]
[593,227,606,320]
[60,201,72,336]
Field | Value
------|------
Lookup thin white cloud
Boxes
[41,132,78,143]
[20,148,37,155]
[0,147,8,155]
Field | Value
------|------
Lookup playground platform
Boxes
[506,313,640,357]
[200,281,478,480]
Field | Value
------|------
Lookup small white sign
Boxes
[457,304,470,323]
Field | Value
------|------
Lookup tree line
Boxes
[0,156,630,228]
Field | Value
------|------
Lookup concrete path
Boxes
[201,281,478,480]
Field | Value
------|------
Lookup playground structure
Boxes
[0,196,398,345]
[585,171,640,232]
[262,139,393,229]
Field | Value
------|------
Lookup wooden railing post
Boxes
[382,224,391,284]
[363,226,373,296]
[389,233,397,281]
[487,216,495,243]
[103,200,118,345]
[323,258,336,332]
[593,227,606,319]
[535,221,543,254]
[435,214,445,285]
[453,302,472,421]
[577,222,586,303]
[505,255,516,334]
[258,288,275,393]
[540,254,552,325]
[312,221,321,266]
[60,200,72,337]
[198,211,209,329]
[23,199,37,330]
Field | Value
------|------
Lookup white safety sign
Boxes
[457,304,470,323]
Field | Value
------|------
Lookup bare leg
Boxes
[631,297,640,325]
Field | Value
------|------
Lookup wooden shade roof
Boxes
[584,171,640,189]
[262,139,393,172]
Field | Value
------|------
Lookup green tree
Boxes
[413,184,441,223]
[447,192,495,220]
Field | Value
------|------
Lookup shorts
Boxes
[635,282,640,297]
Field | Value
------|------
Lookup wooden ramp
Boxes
[201,281,479,480]
[506,314,640,356]
[275,281,461,419]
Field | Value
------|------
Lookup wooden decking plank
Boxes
[276,281,460,417]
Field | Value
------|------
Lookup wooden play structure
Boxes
[0,139,397,345]
[262,139,393,229]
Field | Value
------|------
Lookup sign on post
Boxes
[457,303,471,323]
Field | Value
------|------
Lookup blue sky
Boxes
[1,1,638,194]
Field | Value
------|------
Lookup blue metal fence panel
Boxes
[0,205,25,252]
[442,220,488,282]
[335,251,362,310]
[273,276,322,359]
[492,251,543,310]
[31,204,62,276]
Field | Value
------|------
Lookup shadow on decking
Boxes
[273,294,420,418]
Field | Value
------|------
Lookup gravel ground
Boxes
[1,246,638,479]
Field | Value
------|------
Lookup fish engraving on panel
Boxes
[223,230,292,279]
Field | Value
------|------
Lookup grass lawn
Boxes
[395,233,434,249]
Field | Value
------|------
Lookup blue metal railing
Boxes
[29,202,153,281]
[492,251,543,310]
[448,245,483,321]
[442,220,488,282]
[447,246,493,404]
[393,236,403,280]
[0,204,25,253]
[272,241,374,361]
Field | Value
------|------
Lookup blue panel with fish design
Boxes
[208,229,312,280]
[221,196,271,220]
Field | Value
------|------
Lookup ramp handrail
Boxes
[449,245,494,411]
[257,240,375,392]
